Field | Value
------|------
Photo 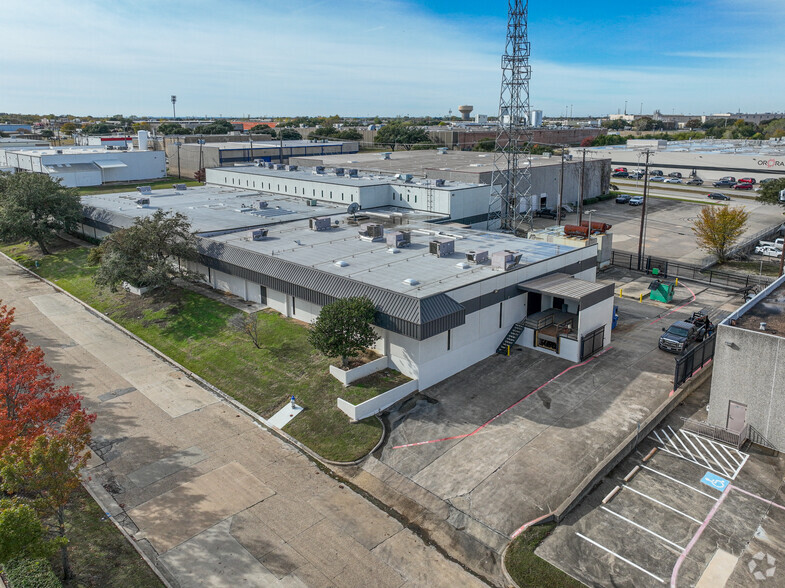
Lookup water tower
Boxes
[458,105,474,121]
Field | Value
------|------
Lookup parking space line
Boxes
[698,435,736,474]
[639,465,719,500]
[600,506,685,551]
[650,428,748,480]
[683,431,748,480]
[716,442,742,467]
[668,426,705,465]
[576,532,665,584]
[624,486,703,523]
[678,430,728,476]
[655,429,685,459]
[683,431,734,473]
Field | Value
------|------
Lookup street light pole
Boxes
[174,140,182,179]
[585,209,597,237]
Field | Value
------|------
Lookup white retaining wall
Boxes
[337,379,419,421]
[329,356,390,386]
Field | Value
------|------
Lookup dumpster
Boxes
[648,279,675,303]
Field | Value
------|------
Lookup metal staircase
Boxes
[496,321,526,355]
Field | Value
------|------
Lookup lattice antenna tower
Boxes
[487,0,532,233]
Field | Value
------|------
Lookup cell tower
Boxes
[487,0,532,233]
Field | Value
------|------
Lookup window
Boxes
[260,286,267,305]
[447,329,451,351]
[224,176,227,182]
[499,303,503,328]
[253,181,256,188]
[414,195,417,204]
[291,297,296,315]
[313,189,315,196]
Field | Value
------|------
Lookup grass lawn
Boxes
[504,523,582,588]
[76,177,201,196]
[2,239,408,462]
[717,259,782,277]
[49,486,164,587]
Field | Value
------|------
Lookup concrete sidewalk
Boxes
[0,256,487,588]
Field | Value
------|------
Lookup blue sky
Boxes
[2,0,783,118]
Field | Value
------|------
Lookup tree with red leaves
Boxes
[0,302,94,452]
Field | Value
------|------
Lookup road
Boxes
[0,255,487,588]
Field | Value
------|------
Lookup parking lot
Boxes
[531,190,785,266]
[537,382,785,587]
[339,272,742,579]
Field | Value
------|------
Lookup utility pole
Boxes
[637,150,652,271]
[578,148,586,226]
[174,140,182,179]
[557,145,565,225]
[487,0,532,234]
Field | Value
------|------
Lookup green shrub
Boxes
[4,558,61,588]
[583,197,599,205]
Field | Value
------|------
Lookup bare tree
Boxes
[231,312,265,349]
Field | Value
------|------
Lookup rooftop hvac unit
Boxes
[395,173,414,183]
[274,163,285,170]
[136,186,152,195]
[314,166,325,174]
[435,179,446,187]
[287,165,298,171]
[491,250,522,271]
[334,167,345,176]
[172,183,187,190]
[135,197,150,208]
[309,217,331,231]
[386,231,411,248]
[358,223,384,241]
[381,152,392,160]
[429,238,455,258]
[56,149,63,154]
[253,159,263,166]
[251,228,268,241]
[348,168,358,177]
[257,201,268,209]
[465,250,489,264]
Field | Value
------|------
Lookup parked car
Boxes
[719,176,736,183]
[755,245,782,257]
[534,207,558,219]
[757,238,784,251]
[612,171,629,178]
[733,183,753,190]
[713,179,736,188]
[668,172,682,178]
[629,196,644,206]
[708,192,730,200]
[628,171,645,179]
[685,178,703,186]
[760,178,777,185]
[659,310,714,354]
[738,177,756,184]
[649,169,664,176]
[613,167,627,173]
[665,178,682,184]
[615,194,632,203]
[650,176,665,182]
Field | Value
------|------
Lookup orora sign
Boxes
[757,158,785,168]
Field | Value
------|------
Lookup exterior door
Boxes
[727,401,747,433]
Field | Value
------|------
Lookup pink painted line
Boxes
[650,284,697,325]
[392,347,612,450]
[511,512,554,539]
[670,483,731,588]
[730,485,785,512]
[671,483,785,587]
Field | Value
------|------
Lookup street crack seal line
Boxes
[393,347,613,449]
[649,284,697,325]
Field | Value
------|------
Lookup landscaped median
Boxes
[1,239,409,462]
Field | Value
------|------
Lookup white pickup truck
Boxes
[757,238,784,251]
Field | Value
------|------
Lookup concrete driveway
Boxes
[339,271,740,578]
[0,255,486,588]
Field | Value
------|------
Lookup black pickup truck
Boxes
[658,309,714,354]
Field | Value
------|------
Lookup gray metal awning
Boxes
[518,272,614,307]
[94,159,127,169]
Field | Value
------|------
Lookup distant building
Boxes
[0,145,165,187]
[708,275,785,450]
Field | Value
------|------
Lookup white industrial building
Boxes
[0,144,165,187]
[79,182,614,390]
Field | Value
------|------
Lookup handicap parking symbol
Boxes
[701,471,730,491]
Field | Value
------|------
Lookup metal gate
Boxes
[673,334,716,390]
[580,326,605,361]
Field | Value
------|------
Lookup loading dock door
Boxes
[727,401,747,433]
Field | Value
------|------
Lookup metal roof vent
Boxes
[455,262,470,269]
[334,260,349,267]
[387,248,400,254]
[402,278,419,286]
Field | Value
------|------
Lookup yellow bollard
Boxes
[639,293,643,303]
[507,345,510,356]
[619,288,623,298]
[675,277,679,286]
